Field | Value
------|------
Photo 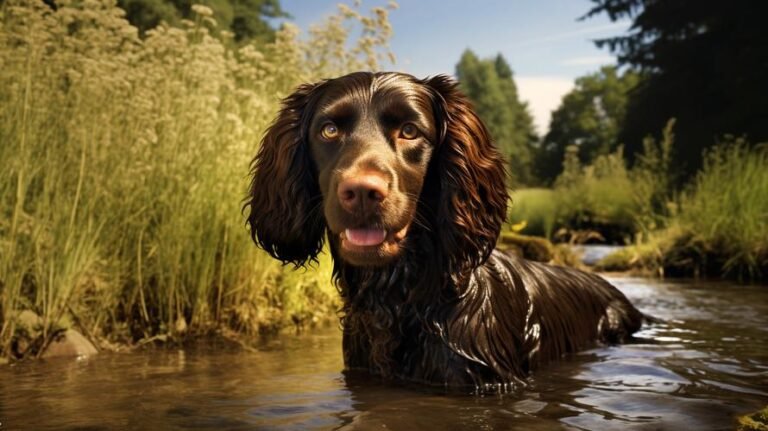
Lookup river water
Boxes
[1,276,767,430]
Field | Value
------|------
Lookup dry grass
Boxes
[0,0,396,357]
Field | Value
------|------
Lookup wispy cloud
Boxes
[510,21,630,48]
[560,55,615,66]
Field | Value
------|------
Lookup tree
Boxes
[535,66,640,183]
[117,0,288,42]
[455,50,538,186]
[584,0,768,179]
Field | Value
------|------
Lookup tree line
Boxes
[458,0,768,186]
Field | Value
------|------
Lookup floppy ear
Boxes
[245,82,326,267]
[424,75,509,273]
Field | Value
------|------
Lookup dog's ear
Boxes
[424,75,509,273]
[245,82,326,267]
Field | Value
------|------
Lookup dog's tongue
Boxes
[345,228,387,246]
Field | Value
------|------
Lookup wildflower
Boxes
[191,4,214,17]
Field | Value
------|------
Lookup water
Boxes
[1,277,767,430]
[573,245,625,266]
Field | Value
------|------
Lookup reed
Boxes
[0,0,395,356]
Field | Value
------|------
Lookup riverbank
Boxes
[510,140,768,282]
[0,0,392,362]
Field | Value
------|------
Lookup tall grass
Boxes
[553,146,637,241]
[511,120,677,244]
[675,141,768,278]
[594,139,768,280]
[0,0,396,356]
[508,188,557,238]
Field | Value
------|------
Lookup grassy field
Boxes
[0,0,395,358]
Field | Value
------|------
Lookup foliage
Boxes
[675,141,768,279]
[455,49,538,186]
[514,119,678,244]
[553,146,638,243]
[0,0,396,357]
[584,0,768,180]
[630,118,676,237]
[535,66,641,183]
[737,405,768,431]
[116,0,288,42]
[507,188,558,239]
[597,141,768,280]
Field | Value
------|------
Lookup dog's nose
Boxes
[337,174,389,213]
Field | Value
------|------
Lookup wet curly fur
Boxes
[245,72,643,391]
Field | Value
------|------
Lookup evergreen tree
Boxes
[584,0,768,179]
[455,50,538,186]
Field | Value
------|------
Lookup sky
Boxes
[277,0,631,135]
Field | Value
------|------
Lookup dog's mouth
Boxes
[337,225,409,266]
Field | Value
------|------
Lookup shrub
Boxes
[597,140,768,280]
[675,141,768,279]
[507,188,558,238]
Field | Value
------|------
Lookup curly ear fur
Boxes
[245,83,326,266]
[424,75,509,273]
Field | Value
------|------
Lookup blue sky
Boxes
[277,0,631,134]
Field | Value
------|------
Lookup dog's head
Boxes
[246,72,508,271]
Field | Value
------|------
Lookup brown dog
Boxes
[246,72,643,392]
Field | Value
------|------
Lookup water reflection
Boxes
[1,277,767,430]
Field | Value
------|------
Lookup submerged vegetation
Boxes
[0,0,395,358]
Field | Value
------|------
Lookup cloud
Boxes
[510,21,630,48]
[516,76,574,135]
[560,55,615,66]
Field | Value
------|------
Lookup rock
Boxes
[14,310,43,335]
[497,232,554,262]
[10,310,44,358]
[175,317,188,334]
[41,329,98,359]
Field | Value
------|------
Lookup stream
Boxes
[1,276,767,430]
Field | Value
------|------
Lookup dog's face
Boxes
[307,74,438,266]
[247,72,508,272]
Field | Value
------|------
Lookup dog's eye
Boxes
[320,122,339,140]
[400,123,419,140]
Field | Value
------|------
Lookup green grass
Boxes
[522,125,766,281]
[596,142,768,280]
[674,142,768,279]
[0,0,393,358]
[511,156,640,244]
[508,188,558,238]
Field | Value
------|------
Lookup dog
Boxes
[245,72,643,392]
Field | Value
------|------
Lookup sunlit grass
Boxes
[675,141,768,279]
[508,188,557,238]
[0,0,394,356]
[513,150,646,243]
[597,141,768,280]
